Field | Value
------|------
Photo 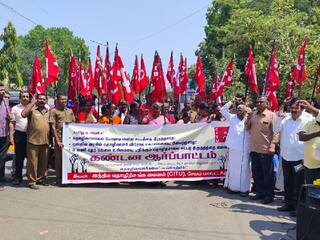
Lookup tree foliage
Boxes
[17,25,89,95]
[0,22,23,88]
[193,0,320,101]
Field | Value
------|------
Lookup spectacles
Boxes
[4,96,10,99]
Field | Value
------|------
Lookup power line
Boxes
[0,1,38,26]
[123,4,210,45]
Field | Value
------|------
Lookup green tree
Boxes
[0,22,23,88]
[17,25,89,95]
[198,0,320,101]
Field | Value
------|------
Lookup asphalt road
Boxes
[0,166,296,240]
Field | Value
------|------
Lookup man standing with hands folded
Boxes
[49,93,75,185]
[274,98,310,216]
[245,97,278,204]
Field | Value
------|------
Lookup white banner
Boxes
[62,122,229,184]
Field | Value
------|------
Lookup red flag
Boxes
[139,54,149,93]
[214,126,229,143]
[94,45,102,91]
[209,75,225,103]
[194,53,206,101]
[166,51,175,88]
[87,59,94,99]
[245,47,259,94]
[131,55,140,94]
[151,51,166,103]
[30,54,45,95]
[285,67,295,99]
[79,61,90,97]
[45,42,60,86]
[101,45,111,96]
[110,47,123,105]
[222,59,233,86]
[116,48,134,104]
[266,91,278,111]
[265,45,280,93]
[68,52,78,102]
[209,75,219,102]
[173,71,180,100]
[179,55,188,95]
[294,37,308,85]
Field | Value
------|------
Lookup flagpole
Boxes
[107,42,118,125]
[263,40,275,96]
[290,65,295,98]
[298,57,305,98]
[244,45,251,98]
[311,75,319,99]
[158,52,167,125]
[244,77,249,99]
[97,46,101,120]
[177,53,182,114]
[77,52,81,119]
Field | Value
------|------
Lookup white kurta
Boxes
[221,102,251,192]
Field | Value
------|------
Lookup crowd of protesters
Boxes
[1,83,320,217]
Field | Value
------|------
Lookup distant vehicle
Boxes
[8,90,20,107]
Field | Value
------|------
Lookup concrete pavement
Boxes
[0,168,296,240]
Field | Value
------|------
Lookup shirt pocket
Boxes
[260,120,270,133]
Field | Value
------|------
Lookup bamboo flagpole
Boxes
[311,65,320,98]
[263,40,276,97]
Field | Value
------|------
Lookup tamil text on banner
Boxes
[62,122,229,184]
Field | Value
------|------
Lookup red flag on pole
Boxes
[151,51,166,103]
[222,59,233,86]
[265,45,280,92]
[179,55,188,95]
[101,45,111,96]
[68,51,78,102]
[285,67,295,99]
[245,47,259,94]
[30,54,45,95]
[87,59,94,99]
[45,42,60,86]
[194,53,206,101]
[166,51,175,88]
[68,51,78,117]
[94,45,102,91]
[266,91,278,111]
[110,47,123,105]
[79,61,90,97]
[116,48,134,104]
[294,37,308,85]
[139,54,149,94]
[209,75,219,103]
[131,55,140,94]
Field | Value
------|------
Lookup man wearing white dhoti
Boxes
[221,99,251,195]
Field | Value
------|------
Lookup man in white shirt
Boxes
[220,98,251,195]
[273,98,311,213]
[10,90,29,185]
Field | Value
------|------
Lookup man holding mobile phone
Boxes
[274,98,310,216]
